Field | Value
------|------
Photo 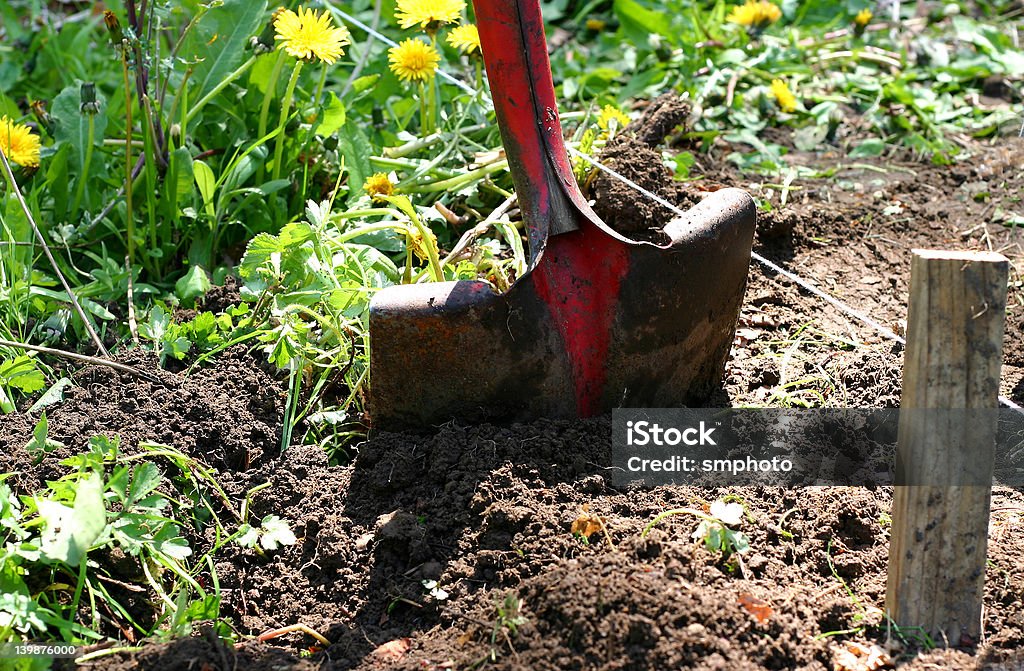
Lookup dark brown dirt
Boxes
[684,136,1024,410]
[3,128,1024,671]
[200,275,243,314]
[590,93,692,233]
[92,634,318,671]
[629,93,692,148]
[0,347,284,495]
[3,393,1022,670]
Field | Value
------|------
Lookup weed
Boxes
[819,537,885,639]
[883,614,936,650]
[0,422,287,649]
[422,579,449,602]
[1,430,196,645]
[487,593,527,661]
[642,500,751,557]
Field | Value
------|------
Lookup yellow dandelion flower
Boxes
[0,116,41,168]
[446,23,480,55]
[727,0,782,29]
[597,105,631,132]
[364,173,395,202]
[389,38,441,83]
[407,224,438,261]
[854,8,872,27]
[274,6,351,64]
[395,0,465,31]
[770,79,797,113]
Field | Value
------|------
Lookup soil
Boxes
[3,116,1024,670]
[591,93,693,233]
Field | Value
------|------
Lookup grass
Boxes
[0,0,1021,653]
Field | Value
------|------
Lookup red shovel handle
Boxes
[474,0,590,254]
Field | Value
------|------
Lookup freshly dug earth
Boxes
[2,129,1024,669]
[591,93,692,233]
[1,367,1022,670]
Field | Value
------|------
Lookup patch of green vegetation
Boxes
[0,419,294,652]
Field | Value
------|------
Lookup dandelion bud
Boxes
[826,108,843,141]
[250,8,284,54]
[80,83,100,115]
[104,10,123,43]
[853,8,872,35]
[30,99,54,135]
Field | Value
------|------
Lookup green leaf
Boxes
[175,266,212,304]
[1,385,16,414]
[126,463,162,508]
[238,232,285,280]
[0,355,45,395]
[24,413,64,460]
[154,533,192,561]
[317,92,347,137]
[726,529,751,554]
[0,592,51,634]
[279,221,315,247]
[793,125,829,152]
[28,378,72,414]
[44,144,72,222]
[27,287,116,320]
[38,472,106,567]
[183,595,221,621]
[235,524,259,548]
[193,160,217,217]
[672,152,696,179]
[162,147,195,218]
[141,305,172,343]
[106,465,130,502]
[614,0,671,43]
[256,179,291,196]
[337,123,372,204]
[849,138,885,158]
[185,0,268,102]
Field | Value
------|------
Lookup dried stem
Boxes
[0,338,165,385]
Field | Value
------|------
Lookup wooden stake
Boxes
[886,249,1008,646]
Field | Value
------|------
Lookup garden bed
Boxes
[3,134,1023,670]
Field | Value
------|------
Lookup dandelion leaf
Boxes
[185,0,268,101]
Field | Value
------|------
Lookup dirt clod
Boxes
[590,94,690,234]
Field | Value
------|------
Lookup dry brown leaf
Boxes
[741,313,782,329]
[372,638,412,662]
[832,641,893,671]
[737,592,773,624]
[571,512,605,538]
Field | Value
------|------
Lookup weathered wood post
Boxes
[886,249,1008,645]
